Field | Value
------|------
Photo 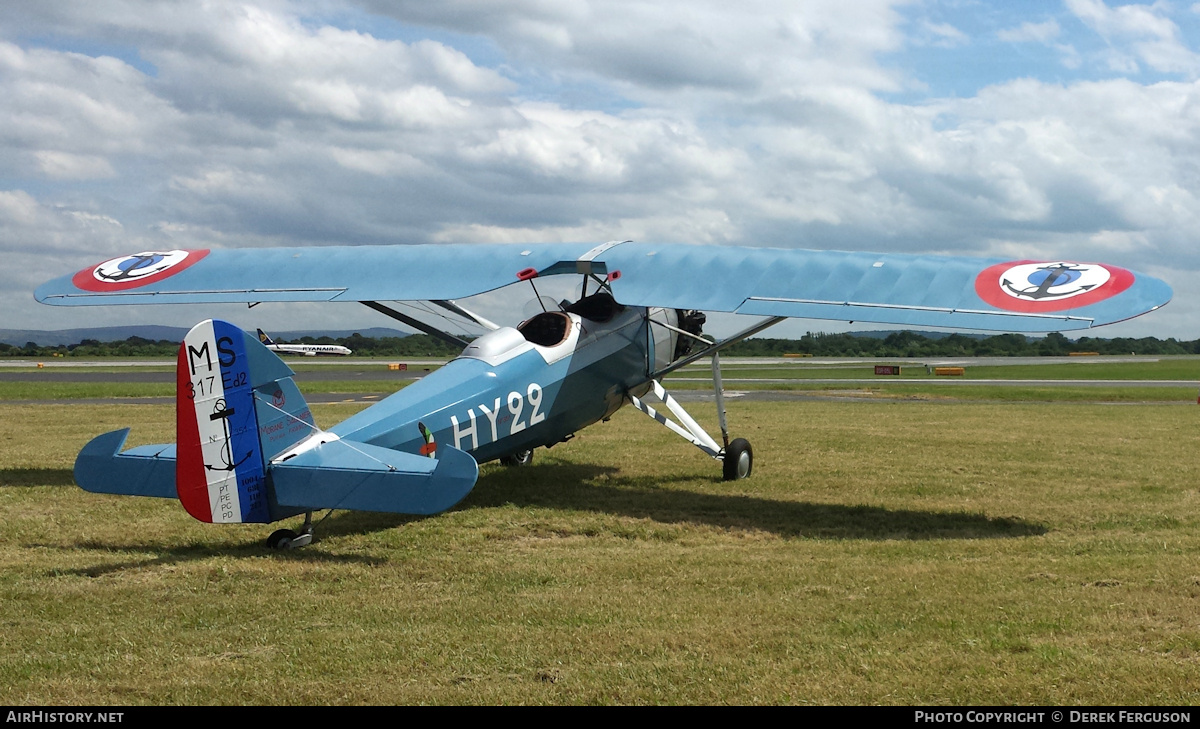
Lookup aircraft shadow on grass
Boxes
[317,461,1048,542]
[22,460,1045,578]
[0,468,76,488]
[50,540,383,578]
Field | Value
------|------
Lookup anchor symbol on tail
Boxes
[205,398,253,472]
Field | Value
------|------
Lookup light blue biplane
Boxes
[36,242,1171,548]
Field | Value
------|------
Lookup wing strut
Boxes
[649,315,786,380]
[712,351,729,449]
[431,300,500,331]
[361,301,469,348]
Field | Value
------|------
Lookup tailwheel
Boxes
[722,438,753,481]
[266,512,315,550]
[500,449,534,467]
[266,529,296,549]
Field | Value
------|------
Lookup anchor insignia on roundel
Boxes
[974,259,1134,313]
[71,249,209,292]
[95,252,186,283]
[1000,262,1107,302]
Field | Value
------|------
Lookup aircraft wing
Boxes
[35,242,1171,332]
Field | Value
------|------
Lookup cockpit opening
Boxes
[518,311,572,347]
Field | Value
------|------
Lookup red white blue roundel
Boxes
[974,260,1135,313]
[72,249,209,292]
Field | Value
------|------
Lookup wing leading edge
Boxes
[36,242,1171,332]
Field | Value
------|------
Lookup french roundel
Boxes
[974,260,1135,313]
[71,249,209,292]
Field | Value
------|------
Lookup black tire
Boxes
[266,528,297,550]
[499,449,534,467]
[722,438,753,481]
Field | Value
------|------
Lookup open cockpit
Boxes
[517,310,572,347]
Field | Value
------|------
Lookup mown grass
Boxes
[663,380,1196,402]
[4,357,1197,403]
[681,358,1200,381]
[1,397,1198,705]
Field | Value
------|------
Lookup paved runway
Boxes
[3,355,1193,406]
[0,358,448,368]
[0,369,427,383]
[671,377,1199,387]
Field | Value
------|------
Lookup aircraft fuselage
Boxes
[329,302,678,463]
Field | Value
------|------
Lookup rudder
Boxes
[175,319,314,524]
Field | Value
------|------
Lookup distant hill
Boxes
[0,326,411,347]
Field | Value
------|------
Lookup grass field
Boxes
[1,357,1197,403]
[2,378,1199,704]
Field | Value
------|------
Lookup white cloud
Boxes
[0,1,1196,338]
[918,20,970,48]
[998,19,1061,44]
[34,151,116,180]
[356,0,913,96]
[0,41,179,181]
[1065,0,1200,76]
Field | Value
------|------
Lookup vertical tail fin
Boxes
[176,320,315,523]
[175,318,478,522]
[256,328,275,345]
[77,318,476,525]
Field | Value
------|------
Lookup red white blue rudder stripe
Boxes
[176,320,271,523]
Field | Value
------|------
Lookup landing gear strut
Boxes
[626,359,754,481]
[637,315,783,482]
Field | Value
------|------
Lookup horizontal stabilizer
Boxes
[75,428,178,499]
[271,439,479,516]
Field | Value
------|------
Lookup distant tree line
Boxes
[2,329,1197,359]
[721,331,1200,358]
[0,333,463,358]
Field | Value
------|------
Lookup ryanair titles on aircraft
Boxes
[450,383,546,451]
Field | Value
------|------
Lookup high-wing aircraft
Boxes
[36,243,1172,548]
[256,328,352,357]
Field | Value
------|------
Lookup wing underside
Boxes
[35,242,1172,332]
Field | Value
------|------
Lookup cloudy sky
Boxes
[2,0,1198,340]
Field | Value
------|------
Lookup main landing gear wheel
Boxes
[500,449,534,467]
[722,438,753,481]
